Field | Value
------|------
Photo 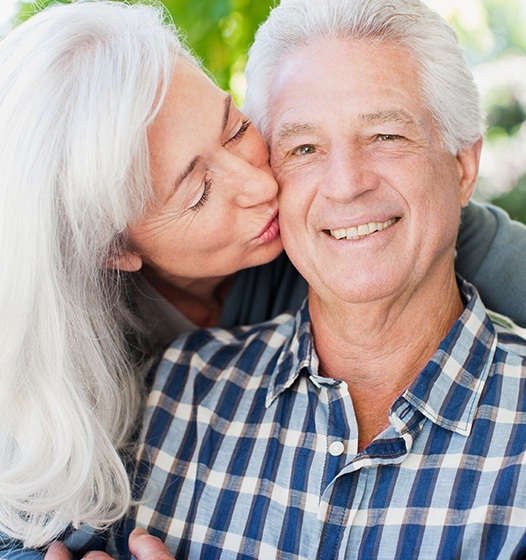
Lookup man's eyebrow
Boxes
[274,123,317,147]
[360,109,416,125]
[274,110,416,147]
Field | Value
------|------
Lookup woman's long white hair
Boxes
[0,0,186,547]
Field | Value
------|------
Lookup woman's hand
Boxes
[44,542,70,560]
[44,528,173,560]
[125,528,174,560]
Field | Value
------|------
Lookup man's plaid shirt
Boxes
[116,280,526,559]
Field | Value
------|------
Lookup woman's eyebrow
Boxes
[162,156,199,205]
[174,156,199,189]
[165,95,233,203]
[222,95,233,133]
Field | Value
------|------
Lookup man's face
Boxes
[269,38,477,305]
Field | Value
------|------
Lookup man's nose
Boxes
[319,146,379,202]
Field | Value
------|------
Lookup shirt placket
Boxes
[306,377,359,559]
[312,384,418,559]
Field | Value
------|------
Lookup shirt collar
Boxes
[266,299,317,407]
[402,278,497,436]
[266,279,497,437]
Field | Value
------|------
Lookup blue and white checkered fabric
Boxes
[115,280,526,559]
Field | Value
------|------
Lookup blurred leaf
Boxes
[487,99,526,133]
[161,0,274,97]
[491,176,526,224]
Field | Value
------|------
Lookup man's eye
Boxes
[226,119,251,145]
[291,144,317,156]
[377,134,404,141]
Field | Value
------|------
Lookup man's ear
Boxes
[456,137,483,207]
[103,250,143,272]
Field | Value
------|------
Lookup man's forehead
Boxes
[267,38,424,133]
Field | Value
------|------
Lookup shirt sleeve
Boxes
[457,200,526,327]
[0,534,44,559]
[0,527,107,560]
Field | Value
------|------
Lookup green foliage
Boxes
[491,176,526,224]
[482,0,526,54]
[454,0,526,223]
[15,0,275,101]
[161,0,274,100]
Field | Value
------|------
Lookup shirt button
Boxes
[329,441,345,456]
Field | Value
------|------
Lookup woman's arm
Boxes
[457,201,526,327]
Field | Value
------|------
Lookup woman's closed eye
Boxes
[187,119,251,213]
[226,118,251,146]
[190,177,211,212]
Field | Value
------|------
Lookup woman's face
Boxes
[123,59,282,286]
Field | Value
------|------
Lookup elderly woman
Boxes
[0,0,525,558]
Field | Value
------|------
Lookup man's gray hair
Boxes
[244,0,485,154]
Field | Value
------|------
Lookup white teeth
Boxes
[329,218,397,240]
[357,223,370,236]
[332,228,347,240]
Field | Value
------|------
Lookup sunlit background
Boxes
[1,0,525,222]
[0,0,17,34]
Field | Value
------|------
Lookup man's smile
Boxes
[326,217,398,240]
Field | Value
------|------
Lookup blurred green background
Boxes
[4,0,526,223]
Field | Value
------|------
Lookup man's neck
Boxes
[309,271,464,451]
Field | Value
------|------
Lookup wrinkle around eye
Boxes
[131,209,187,240]
[272,154,319,181]
[279,143,323,166]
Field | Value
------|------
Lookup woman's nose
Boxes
[228,129,279,207]
[233,161,279,208]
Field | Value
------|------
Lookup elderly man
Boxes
[103,1,526,558]
[44,0,525,559]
